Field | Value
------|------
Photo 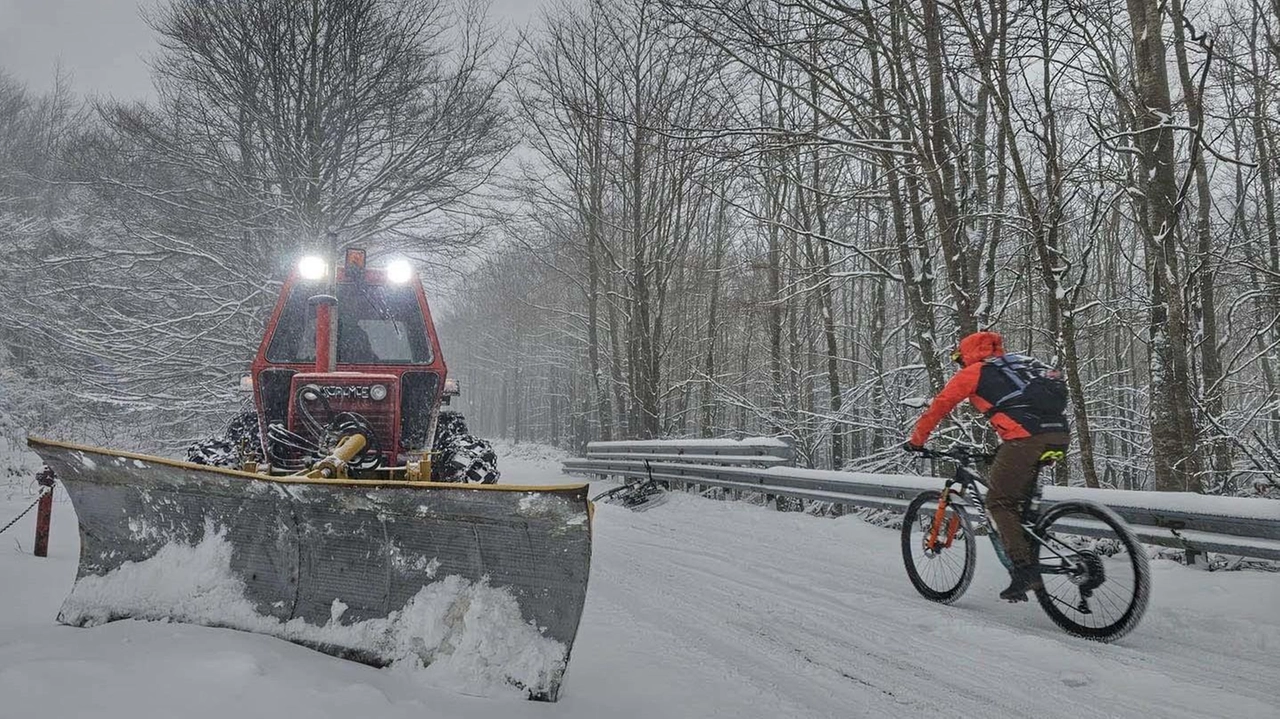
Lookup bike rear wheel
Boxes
[901,490,976,603]
[1032,501,1150,641]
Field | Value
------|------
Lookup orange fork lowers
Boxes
[942,514,961,548]
[925,488,951,551]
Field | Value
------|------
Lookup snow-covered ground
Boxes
[0,442,1277,718]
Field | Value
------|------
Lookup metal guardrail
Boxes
[584,438,795,466]
[583,452,793,467]
[565,452,1280,562]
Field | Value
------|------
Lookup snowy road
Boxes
[1,444,1277,718]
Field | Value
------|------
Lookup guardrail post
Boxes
[34,466,55,558]
[778,434,796,466]
[34,491,52,557]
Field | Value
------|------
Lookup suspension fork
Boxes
[926,487,961,550]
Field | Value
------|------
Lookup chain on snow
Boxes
[0,485,52,537]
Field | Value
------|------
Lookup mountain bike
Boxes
[590,459,669,511]
[901,444,1150,641]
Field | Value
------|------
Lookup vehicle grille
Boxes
[287,373,400,462]
[400,371,441,453]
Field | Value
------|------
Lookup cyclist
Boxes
[904,330,1070,601]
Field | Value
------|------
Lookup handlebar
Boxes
[905,444,996,464]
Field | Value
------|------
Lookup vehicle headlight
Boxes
[298,255,327,281]
[369,384,388,401]
[386,259,413,284]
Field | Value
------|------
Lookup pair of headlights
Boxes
[298,256,413,284]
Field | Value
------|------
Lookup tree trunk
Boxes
[1126,0,1201,491]
[1169,0,1230,486]
[701,198,727,438]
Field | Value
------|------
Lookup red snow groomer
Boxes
[186,247,494,484]
[26,249,592,701]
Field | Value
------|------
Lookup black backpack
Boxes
[983,354,1069,417]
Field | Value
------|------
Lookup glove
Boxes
[903,441,925,453]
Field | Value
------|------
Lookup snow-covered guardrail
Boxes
[564,448,1280,562]
[579,437,795,467]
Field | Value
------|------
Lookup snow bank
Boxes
[493,441,585,488]
[493,440,571,466]
[60,521,567,699]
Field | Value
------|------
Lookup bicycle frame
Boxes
[905,445,1150,638]
[924,455,1082,579]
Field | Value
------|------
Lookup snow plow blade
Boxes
[27,437,592,701]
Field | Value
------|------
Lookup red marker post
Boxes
[34,466,55,558]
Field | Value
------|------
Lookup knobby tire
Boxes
[1032,501,1151,642]
[901,489,977,604]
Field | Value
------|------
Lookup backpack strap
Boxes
[983,355,1030,416]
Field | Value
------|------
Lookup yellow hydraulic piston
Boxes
[305,433,367,479]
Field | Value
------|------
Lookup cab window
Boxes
[265,282,433,364]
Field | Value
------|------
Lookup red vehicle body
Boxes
[249,262,450,472]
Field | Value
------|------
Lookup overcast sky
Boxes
[0,0,546,100]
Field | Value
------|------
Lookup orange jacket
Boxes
[909,331,1034,446]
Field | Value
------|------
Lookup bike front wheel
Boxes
[901,489,977,603]
[1032,501,1151,642]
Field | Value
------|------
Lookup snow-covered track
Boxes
[3,443,1279,718]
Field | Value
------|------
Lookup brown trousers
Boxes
[987,432,1070,565]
